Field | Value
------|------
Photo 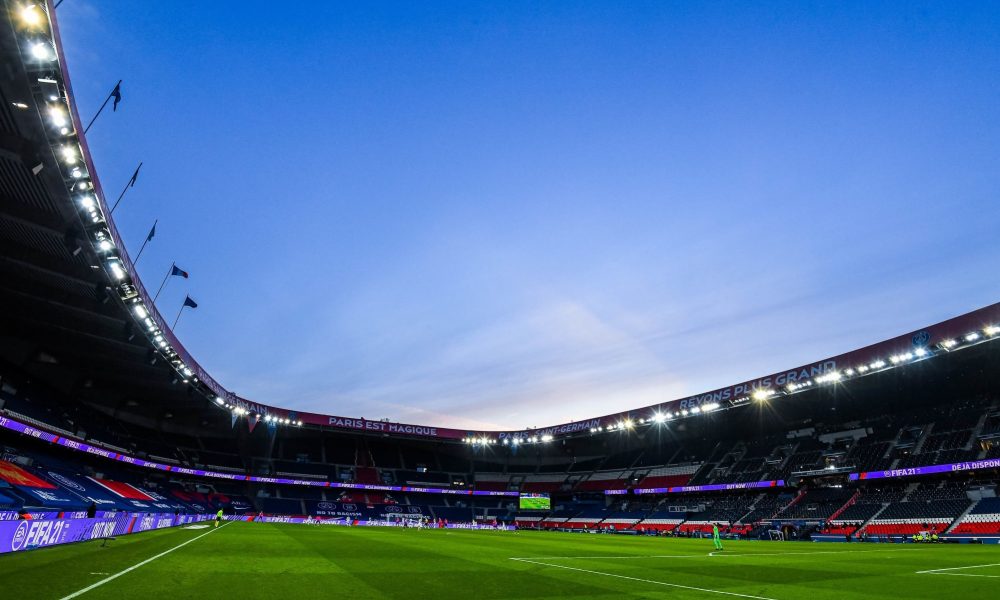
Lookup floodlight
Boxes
[108,261,125,280]
[48,106,67,128]
[60,145,77,164]
[30,42,53,61]
[20,4,43,26]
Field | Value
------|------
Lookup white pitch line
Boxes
[709,549,906,558]
[512,557,779,600]
[920,572,1000,578]
[60,522,231,600]
[510,553,704,560]
[916,562,1000,575]
[510,548,906,561]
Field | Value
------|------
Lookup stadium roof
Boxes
[2,2,1000,443]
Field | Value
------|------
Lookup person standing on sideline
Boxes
[712,523,724,551]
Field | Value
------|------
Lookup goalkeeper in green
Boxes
[712,523,723,551]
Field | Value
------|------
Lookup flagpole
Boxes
[172,305,186,330]
[83,79,122,135]
[133,219,157,266]
[110,161,142,214]
[153,262,174,304]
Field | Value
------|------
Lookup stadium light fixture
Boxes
[623,419,634,428]
[60,144,77,164]
[941,339,957,349]
[541,434,553,442]
[870,360,886,369]
[30,41,53,61]
[107,261,125,281]
[133,305,148,320]
[913,347,927,357]
[690,406,701,414]
[985,325,1000,336]
[652,412,666,423]
[48,106,67,128]
[965,332,980,342]
[19,4,43,26]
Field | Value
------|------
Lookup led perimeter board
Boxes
[519,493,550,510]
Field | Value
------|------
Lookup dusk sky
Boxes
[59,1,1000,430]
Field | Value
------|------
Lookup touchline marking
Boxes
[511,557,779,600]
[916,562,1000,575]
[60,522,231,600]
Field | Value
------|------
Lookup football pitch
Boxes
[2,523,998,599]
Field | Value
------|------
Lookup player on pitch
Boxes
[712,523,723,551]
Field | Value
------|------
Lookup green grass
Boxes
[1,523,998,599]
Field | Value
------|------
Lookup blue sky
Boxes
[59,1,1000,429]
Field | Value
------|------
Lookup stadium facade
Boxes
[0,0,999,558]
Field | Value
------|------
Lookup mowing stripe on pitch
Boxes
[511,557,779,600]
[60,522,231,599]
[916,562,1000,575]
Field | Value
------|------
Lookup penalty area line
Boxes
[511,557,779,600]
[59,522,232,600]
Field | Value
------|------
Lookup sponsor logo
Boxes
[342,504,357,511]
[317,502,335,510]
[11,520,70,551]
[408,506,422,514]
[384,506,402,514]
[11,521,29,551]
[90,521,116,540]
[912,330,931,346]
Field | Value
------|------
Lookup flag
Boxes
[145,223,156,242]
[183,295,198,309]
[111,82,122,111]
[128,163,141,187]
[170,265,189,279]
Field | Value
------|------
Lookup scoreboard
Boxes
[518,493,550,510]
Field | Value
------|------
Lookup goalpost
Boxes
[768,529,785,541]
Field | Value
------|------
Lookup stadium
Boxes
[1,1,1000,598]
